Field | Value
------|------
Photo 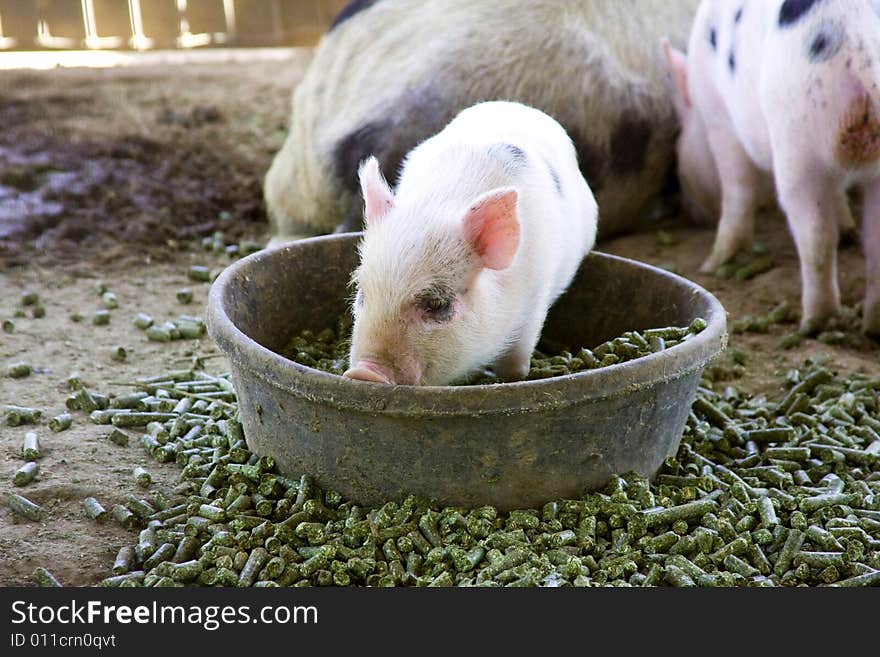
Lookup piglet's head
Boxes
[661,39,721,225]
[343,156,520,386]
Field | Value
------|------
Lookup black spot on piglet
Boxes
[729,50,736,74]
[709,27,717,51]
[805,18,845,62]
[545,160,562,194]
[329,0,381,32]
[779,0,822,28]
[497,143,526,162]
[488,143,528,175]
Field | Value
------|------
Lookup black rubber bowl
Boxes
[206,233,727,510]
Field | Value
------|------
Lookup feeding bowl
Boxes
[206,233,727,510]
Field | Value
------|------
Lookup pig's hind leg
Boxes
[861,179,880,336]
[774,163,847,335]
[699,126,764,273]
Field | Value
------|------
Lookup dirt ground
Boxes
[1,53,878,587]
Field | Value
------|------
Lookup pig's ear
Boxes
[661,38,691,115]
[462,187,520,270]
[358,156,394,226]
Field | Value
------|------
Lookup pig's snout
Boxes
[343,360,395,385]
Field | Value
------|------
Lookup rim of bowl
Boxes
[206,234,728,417]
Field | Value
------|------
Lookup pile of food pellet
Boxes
[731,299,868,350]
[283,318,709,383]
[7,352,879,587]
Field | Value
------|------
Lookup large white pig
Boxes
[342,101,598,386]
[265,0,699,246]
[663,0,880,335]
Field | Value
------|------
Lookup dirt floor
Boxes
[1,53,878,586]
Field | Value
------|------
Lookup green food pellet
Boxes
[177,288,193,304]
[134,313,154,330]
[730,348,748,365]
[13,461,39,486]
[108,428,129,446]
[7,362,32,378]
[22,432,40,460]
[110,346,127,362]
[7,493,46,521]
[101,292,118,309]
[3,319,14,333]
[92,310,111,325]
[20,290,39,306]
[817,331,846,345]
[733,254,774,281]
[188,266,211,282]
[145,326,172,342]
[779,332,802,350]
[5,405,41,426]
[83,497,108,522]
[33,567,62,587]
[48,413,73,432]
[111,504,138,529]
[133,466,152,488]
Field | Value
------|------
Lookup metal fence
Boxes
[0,0,349,50]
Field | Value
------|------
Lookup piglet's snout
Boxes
[343,361,395,385]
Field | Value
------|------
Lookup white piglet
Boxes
[663,0,880,335]
[342,101,598,386]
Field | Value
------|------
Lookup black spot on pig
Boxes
[570,134,606,193]
[728,50,736,74]
[609,112,652,176]
[805,19,844,63]
[329,0,381,32]
[778,0,822,28]
[333,87,456,231]
[734,6,744,24]
[545,160,562,194]
[336,202,366,233]
[709,27,718,51]
[333,119,393,193]
[332,119,394,231]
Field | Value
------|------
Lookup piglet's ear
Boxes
[661,38,691,116]
[462,187,520,271]
[358,156,394,226]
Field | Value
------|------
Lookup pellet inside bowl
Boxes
[206,234,727,509]
[280,317,710,383]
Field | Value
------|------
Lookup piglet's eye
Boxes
[417,295,454,321]
[422,298,449,313]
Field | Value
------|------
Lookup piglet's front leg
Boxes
[699,126,762,273]
[862,180,880,337]
[493,316,545,382]
[775,166,846,335]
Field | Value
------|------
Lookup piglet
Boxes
[342,101,598,386]
[663,0,880,335]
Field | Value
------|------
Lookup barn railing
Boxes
[0,0,347,50]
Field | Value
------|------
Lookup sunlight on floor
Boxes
[0,47,303,70]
